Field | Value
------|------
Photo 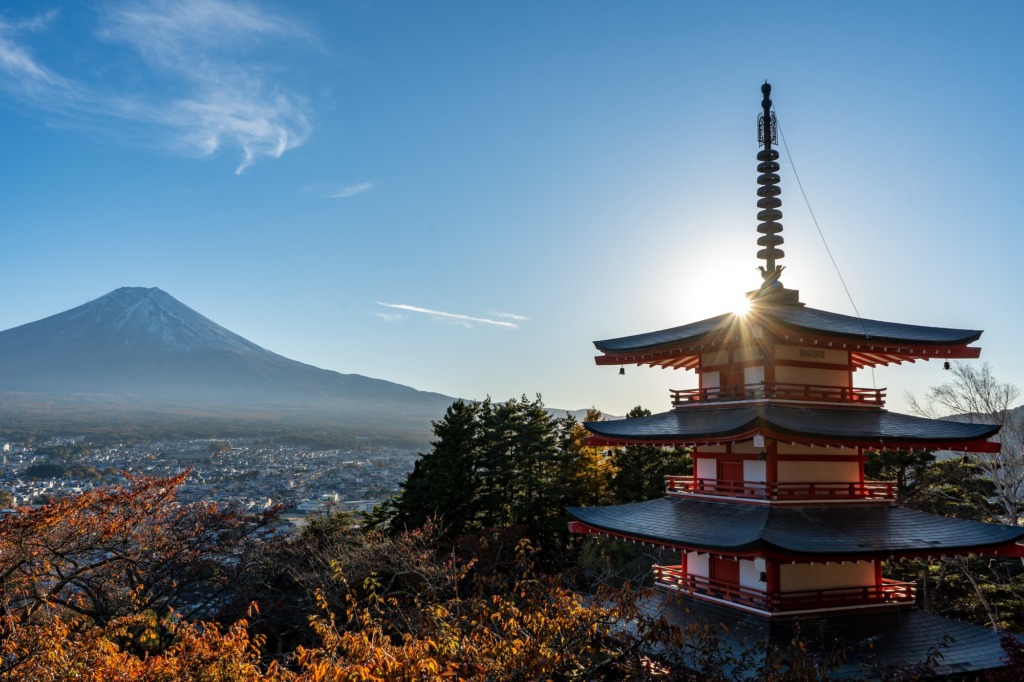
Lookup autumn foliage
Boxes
[0,474,651,680]
[0,471,909,680]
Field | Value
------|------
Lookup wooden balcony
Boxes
[653,564,768,611]
[653,564,916,613]
[670,382,885,406]
[665,476,896,501]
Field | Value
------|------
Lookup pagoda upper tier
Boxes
[594,301,982,371]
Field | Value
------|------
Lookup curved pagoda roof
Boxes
[594,302,982,370]
[566,497,1024,558]
[584,403,1000,452]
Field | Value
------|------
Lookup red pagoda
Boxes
[567,83,1024,676]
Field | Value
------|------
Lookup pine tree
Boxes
[611,406,692,503]
[389,399,482,536]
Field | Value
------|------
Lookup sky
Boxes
[1,1,1023,418]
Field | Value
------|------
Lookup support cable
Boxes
[775,117,860,318]
[775,115,878,391]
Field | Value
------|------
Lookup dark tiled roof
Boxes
[566,497,1024,554]
[584,404,1000,446]
[643,592,1015,678]
[770,305,982,345]
[593,305,981,353]
[595,312,734,353]
[571,498,769,551]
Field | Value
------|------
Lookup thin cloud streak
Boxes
[330,182,374,198]
[0,1,312,173]
[492,311,529,321]
[377,303,520,329]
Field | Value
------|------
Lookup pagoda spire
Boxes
[755,81,786,293]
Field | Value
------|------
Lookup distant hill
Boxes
[0,288,457,447]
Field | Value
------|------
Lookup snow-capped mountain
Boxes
[0,288,454,443]
[0,287,264,355]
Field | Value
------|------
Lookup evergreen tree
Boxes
[610,406,692,503]
[386,396,620,559]
[474,396,566,548]
[389,399,482,536]
[556,409,614,508]
[864,448,935,497]
[900,456,999,521]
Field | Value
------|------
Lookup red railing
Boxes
[774,578,916,611]
[664,476,895,501]
[653,565,768,610]
[670,382,885,406]
[653,565,915,612]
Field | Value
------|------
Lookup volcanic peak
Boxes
[0,287,264,355]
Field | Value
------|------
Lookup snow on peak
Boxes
[0,287,267,355]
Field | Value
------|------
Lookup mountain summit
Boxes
[1,287,263,356]
[0,288,454,444]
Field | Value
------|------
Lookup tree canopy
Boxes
[382,396,691,558]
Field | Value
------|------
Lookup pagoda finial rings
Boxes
[758,246,785,257]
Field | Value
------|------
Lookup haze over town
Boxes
[1,1,1022,417]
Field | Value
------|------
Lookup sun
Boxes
[731,295,751,316]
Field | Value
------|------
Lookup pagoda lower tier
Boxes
[567,498,1024,560]
[643,593,1017,678]
[567,498,1024,616]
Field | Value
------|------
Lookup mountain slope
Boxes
[0,288,455,444]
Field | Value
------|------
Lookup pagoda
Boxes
[567,83,1024,676]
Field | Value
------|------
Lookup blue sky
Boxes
[1,1,1023,417]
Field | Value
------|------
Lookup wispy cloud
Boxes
[377,303,522,329]
[329,181,374,198]
[492,311,529,321]
[0,12,71,97]
[0,1,313,173]
[301,181,375,199]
